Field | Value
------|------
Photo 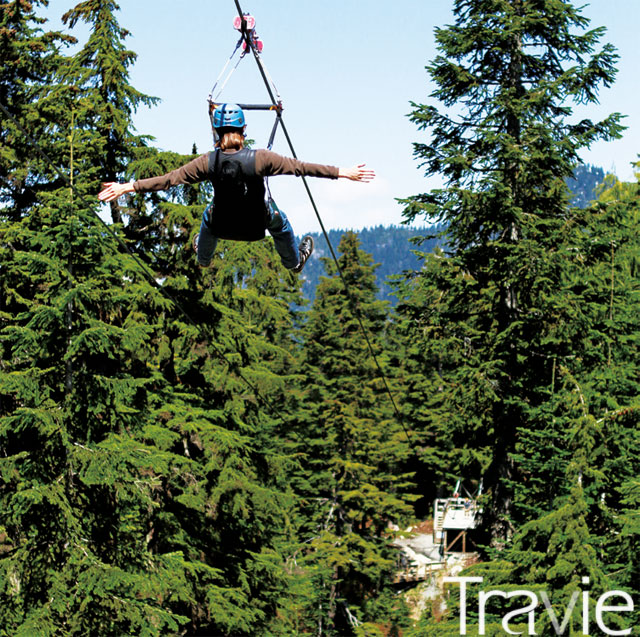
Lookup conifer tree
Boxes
[133,209,305,635]
[399,0,624,540]
[292,232,413,636]
[504,403,615,634]
[613,469,640,628]
[99,130,308,634]
[0,6,190,621]
[1,2,304,634]
[409,180,640,631]
[0,175,192,634]
[61,0,159,223]
[511,171,640,518]
[0,0,74,213]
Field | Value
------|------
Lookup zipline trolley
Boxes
[207,13,282,150]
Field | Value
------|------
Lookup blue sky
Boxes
[42,1,640,233]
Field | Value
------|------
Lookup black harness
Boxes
[206,148,269,241]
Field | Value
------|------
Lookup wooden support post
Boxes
[446,530,465,553]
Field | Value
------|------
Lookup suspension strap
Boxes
[207,38,243,103]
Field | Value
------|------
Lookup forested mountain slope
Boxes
[298,164,606,306]
[298,224,442,305]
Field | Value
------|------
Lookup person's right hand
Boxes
[98,181,134,202]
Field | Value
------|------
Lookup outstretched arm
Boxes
[256,151,375,182]
[98,154,211,202]
[98,181,135,203]
[338,164,375,182]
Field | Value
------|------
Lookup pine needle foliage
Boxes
[0,0,76,214]
[397,0,625,541]
[60,0,159,223]
[0,2,305,634]
[290,232,414,636]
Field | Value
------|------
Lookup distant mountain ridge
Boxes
[566,164,606,207]
[298,225,441,306]
[297,164,608,306]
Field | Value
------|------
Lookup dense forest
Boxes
[1,1,638,636]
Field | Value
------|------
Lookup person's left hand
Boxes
[339,164,376,182]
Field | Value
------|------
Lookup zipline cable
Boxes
[3,7,418,452]
[232,0,416,450]
[0,99,288,426]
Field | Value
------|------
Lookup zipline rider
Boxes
[98,103,375,273]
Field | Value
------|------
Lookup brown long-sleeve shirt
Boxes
[133,149,339,192]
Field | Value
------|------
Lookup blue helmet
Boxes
[212,103,245,129]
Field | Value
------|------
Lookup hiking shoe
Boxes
[292,235,314,273]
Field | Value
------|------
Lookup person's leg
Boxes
[266,199,300,269]
[195,202,219,267]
